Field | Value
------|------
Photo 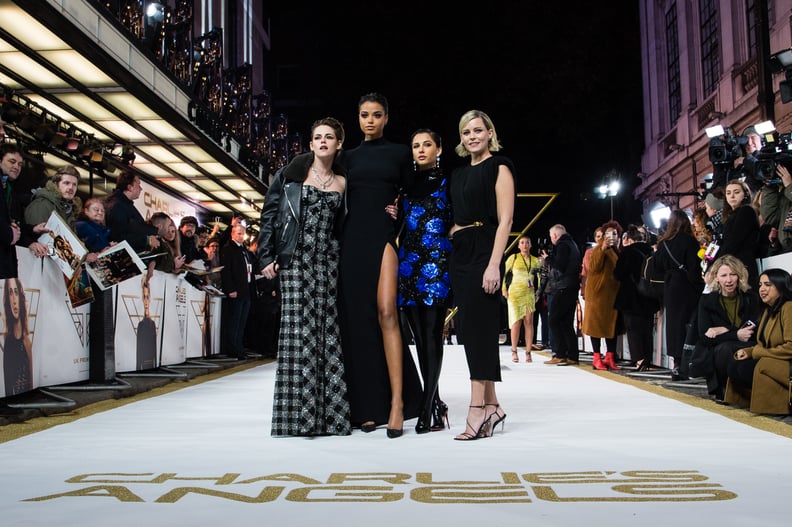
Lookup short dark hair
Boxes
[0,143,22,161]
[311,117,345,144]
[115,171,138,192]
[358,92,389,114]
[179,215,198,228]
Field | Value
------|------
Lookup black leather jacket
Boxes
[256,152,347,269]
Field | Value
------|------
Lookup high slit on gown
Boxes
[338,138,423,426]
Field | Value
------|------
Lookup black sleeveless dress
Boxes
[449,156,516,380]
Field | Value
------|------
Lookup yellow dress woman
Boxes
[502,235,540,362]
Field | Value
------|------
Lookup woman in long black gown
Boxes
[339,93,422,438]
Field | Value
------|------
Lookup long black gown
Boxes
[339,138,422,427]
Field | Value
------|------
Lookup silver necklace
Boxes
[311,166,335,190]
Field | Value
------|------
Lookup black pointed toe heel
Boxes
[386,428,403,438]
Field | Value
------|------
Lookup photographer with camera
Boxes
[709,126,766,194]
[541,224,582,366]
[735,126,767,194]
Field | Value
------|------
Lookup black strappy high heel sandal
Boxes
[454,405,491,441]
[484,403,507,436]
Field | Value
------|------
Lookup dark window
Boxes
[746,0,757,58]
[666,3,681,124]
[700,0,720,96]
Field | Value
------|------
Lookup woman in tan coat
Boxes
[725,268,792,414]
[582,220,623,370]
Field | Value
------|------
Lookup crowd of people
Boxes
[520,123,792,418]
[3,99,791,429]
[0,144,278,395]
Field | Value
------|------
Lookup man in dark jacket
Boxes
[220,223,258,359]
[541,224,582,366]
[0,144,23,277]
[178,215,200,264]
[104,172,160,253]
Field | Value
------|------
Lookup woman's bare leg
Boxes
[523,311,535,360]
[455,380,487,440]
[378,244,404,431]
[510,320,522,350]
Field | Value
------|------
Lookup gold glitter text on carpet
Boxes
[23,471,738,503]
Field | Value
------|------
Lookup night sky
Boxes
[266,2,644,246]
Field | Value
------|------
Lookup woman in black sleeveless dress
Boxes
[448,110,515,440]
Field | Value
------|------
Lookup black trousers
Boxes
[623,312,654,363]
[548,287,579,361]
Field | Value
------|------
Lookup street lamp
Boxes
[596,180,621,220]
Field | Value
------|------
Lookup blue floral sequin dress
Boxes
[398,169,452,308]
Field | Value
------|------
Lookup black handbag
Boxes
[504,255,518,289]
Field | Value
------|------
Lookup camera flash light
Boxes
[754,120,776,135]
[705,125,725,138]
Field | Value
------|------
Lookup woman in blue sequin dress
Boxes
[397,129,452,434]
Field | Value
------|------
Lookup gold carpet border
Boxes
[0,360,268,444]
[532,351,792,440]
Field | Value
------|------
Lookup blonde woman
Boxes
[448,110,514,440]
[693,255,759,402]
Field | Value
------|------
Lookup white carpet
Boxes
[1,345,790,527]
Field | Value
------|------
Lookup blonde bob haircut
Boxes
[706,254,751,294]
[454,109,502,157]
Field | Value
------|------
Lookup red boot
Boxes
[592,352,608,371]
[603,351,621,371]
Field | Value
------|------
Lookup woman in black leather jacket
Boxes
[256,117,350,437]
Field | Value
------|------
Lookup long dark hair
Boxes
[658,209,693,243]
[760,268,792,317]
[3,277,29,336]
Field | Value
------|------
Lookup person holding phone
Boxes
[581,220,623,370]
[692,255,759,403]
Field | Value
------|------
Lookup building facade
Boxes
[637,0,792,216]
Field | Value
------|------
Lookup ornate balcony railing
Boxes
[99,0,297,183]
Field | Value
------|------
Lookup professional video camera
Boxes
[705,125,749,189]
[748,130,792,185]
[708,127,747,166]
